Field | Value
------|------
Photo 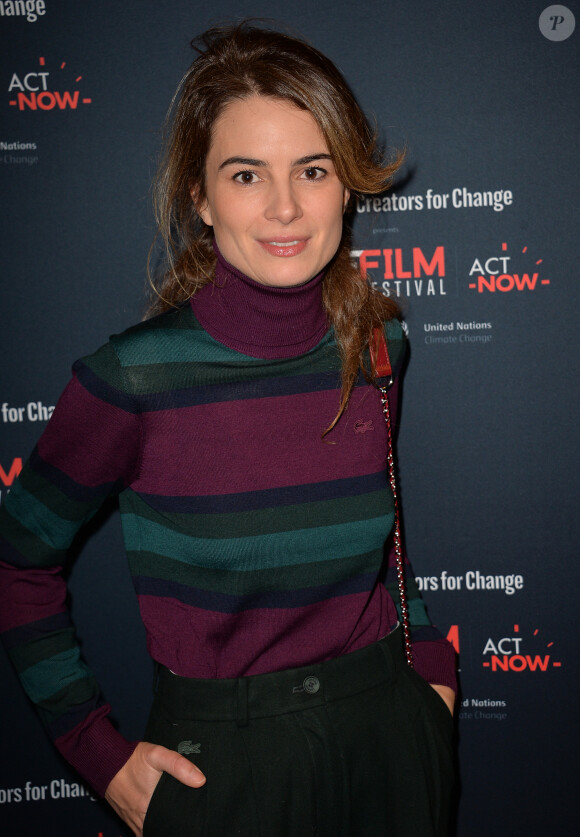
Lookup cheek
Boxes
[321,201,346,244]
[211,194,258,236]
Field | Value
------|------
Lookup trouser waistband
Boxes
[153,626,404,725]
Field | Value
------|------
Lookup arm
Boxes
[381,439,458,699]
[382,320,458,701]
[0,342,143,795]
[105,743,205,837]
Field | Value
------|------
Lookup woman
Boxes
[0,23,456,837]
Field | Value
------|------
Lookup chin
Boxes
[259,271,316,288]
[261,257,326,288]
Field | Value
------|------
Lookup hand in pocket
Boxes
[105,741,206,836]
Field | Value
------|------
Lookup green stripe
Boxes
[121,512,392,572]
[87,312,403,394]
[117,346,340,396]
[383,319,405,376]
[42,678,102,727]
[10,629,77,673]
[127,489,392,538]
[80,340,126,389]
[20,461,102,523]
[4,482,85,551]
[0,506,67,568]
[129,548,382,595]
[120,329,267,367]
[111,312,336,369]
[85,312,403,394]
[408,597,431,626]
[20,649,93,705]
[387,577,431,628]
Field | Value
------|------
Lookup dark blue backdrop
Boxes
[1,2,578,834]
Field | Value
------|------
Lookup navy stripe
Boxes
[76,360,373,413]
[134,370,341,411]
[31,448,124,502]
[50,696,106,739]
[73,360,138,412]
[135,572,376,613]
[0,535,28,569]
[136,471,388,514]
[77,358,339,411]
[1,612,72,650]
[384,563,418,586]
[411,625,446,642]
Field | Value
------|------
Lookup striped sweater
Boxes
[0,255,456,795]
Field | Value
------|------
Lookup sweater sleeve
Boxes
[383,318,458,692]
[0,340,142,796]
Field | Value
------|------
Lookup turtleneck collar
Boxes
[190,243,329,359]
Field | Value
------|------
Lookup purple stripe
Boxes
[134,572,376,613]
[0,561,67,631]
[37,375,140,488]
[134,385,387,495]
[139,587,398,678]
[53,703,138,798]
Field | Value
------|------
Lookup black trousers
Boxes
[143,628,454,837]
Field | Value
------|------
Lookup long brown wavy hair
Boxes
[149,23,403,432]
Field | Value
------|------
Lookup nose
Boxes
[264,180,303,225]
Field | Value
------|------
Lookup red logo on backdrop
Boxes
[0,457,22,502]
[446,625,460,654]
[352,246,447,297]
[0,458,22,487]
[482,624,561,672]
[468,242,550,293]
[8,56,92,111]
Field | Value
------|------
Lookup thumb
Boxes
[144,743,206,787]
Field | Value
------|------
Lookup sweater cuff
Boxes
[412,637,458,693]
[55,705,138,797]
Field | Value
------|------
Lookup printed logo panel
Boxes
[8,55,91,111]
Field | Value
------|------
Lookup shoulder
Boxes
[73,304,199,392]
[109,304,199,363]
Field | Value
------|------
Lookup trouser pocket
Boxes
[142,700,209,837]
[397,668,456,836]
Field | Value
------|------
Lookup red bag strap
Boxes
[370,326,393,378]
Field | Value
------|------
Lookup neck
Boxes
[190,245,328,359]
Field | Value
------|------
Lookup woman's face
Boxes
[196,95,349,287]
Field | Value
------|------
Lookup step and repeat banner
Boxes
[1,2,578,835]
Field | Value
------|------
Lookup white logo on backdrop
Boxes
[539,5,576,40]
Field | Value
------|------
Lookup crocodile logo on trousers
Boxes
[178,740,201,755]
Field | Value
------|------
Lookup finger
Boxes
[145,743,206,786]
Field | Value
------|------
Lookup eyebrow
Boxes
[218,153,333,171]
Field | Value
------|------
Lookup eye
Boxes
[301,166,327,181]
[233,170,260,184]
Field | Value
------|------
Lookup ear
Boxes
[342,187,351,213]
[190,186,213,227]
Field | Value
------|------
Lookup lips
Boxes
[257,238,308,258]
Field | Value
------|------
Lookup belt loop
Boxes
[236,677,249,727]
